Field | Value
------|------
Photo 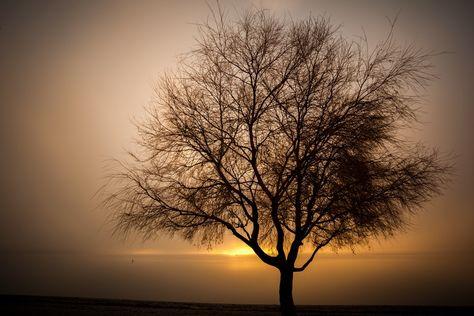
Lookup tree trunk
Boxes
[279,268,296,316]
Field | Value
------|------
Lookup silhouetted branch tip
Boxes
[99,7,451,315]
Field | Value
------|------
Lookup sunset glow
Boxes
[0,0,473,310]
[217,247,256,256]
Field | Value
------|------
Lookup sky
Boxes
[0,0,473,305]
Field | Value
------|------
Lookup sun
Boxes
[220,247,255,256]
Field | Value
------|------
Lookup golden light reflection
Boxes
[127,246,258,256]
[129,248,163,256]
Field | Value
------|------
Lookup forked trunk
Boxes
[279,268,296,316]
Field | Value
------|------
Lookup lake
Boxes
[1,252,473,305]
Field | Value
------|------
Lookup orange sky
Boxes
[0,0,473,304]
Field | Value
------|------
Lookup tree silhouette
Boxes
[102,9,450,316]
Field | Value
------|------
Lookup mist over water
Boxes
[2,252,472,305]
[1,0,473,308]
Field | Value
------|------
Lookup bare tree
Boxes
[102,8,450,316]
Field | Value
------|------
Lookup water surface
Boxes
[1,252,472,305]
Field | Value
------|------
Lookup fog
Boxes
[2,252,473,305]
[0,0,473,305]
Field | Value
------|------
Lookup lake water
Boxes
[1,252,473,305]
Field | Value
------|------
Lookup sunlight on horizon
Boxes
[1,0,473,308]
[125,244,455,258]
[128,246,257,257]
[214,247,255,256]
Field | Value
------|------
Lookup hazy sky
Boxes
[1,0,473,304]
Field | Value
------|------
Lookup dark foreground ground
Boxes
[1,295,473,316]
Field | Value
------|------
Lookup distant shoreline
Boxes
[1,295,473,315]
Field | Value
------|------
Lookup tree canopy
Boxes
[101,8,450,315]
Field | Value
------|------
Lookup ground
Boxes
[1,295,473,315]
